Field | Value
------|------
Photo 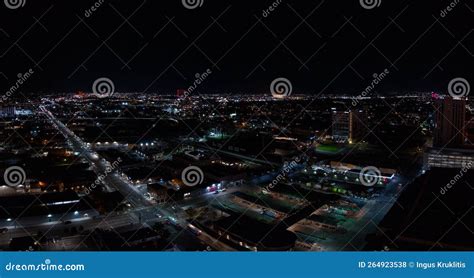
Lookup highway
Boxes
[41,106,152,206]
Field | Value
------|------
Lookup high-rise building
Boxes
[424,97,472,170]
[332,110,364,143]
[434,97,466,148]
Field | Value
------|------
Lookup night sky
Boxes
[0,0,472,95]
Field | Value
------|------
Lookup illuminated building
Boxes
[424,147,474,169]
[332,110,365,143]
[434,97,466,148]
